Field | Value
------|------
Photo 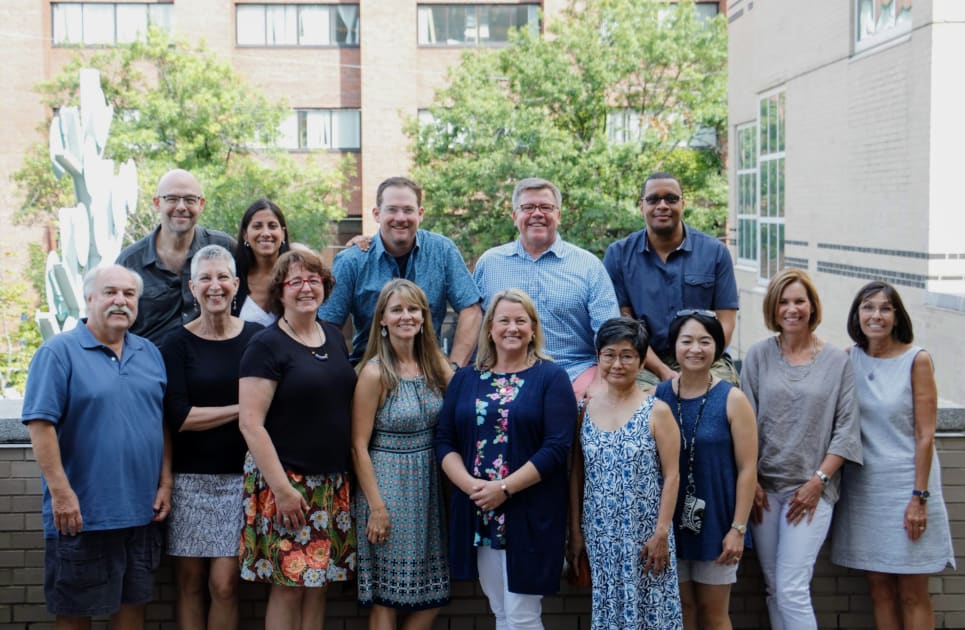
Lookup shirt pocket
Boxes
[682,273,715,308]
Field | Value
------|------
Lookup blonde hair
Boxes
[358,279,450,397]
[475,289,552,371]
[762,268,823,332]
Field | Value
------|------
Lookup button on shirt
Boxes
[473,235,620,381]
[603,224,738,358]
[116,226,236,344]
[21,323,167,537]
[318,229,481,364]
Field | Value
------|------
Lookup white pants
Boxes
[751,490,833,630]
[477,547,543,630]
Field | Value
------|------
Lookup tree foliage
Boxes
[410,0,727,260]
[12,28,352,250]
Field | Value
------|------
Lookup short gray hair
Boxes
[190,245,237,281]
[512,177,562,209]
[82,265,143,299]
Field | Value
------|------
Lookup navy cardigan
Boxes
[434,361,576,595]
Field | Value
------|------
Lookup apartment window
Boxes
[52,3,172,46]
[855,0,912,53]
[236,4,359,46]
[418,4,539,46]
[735,123,757,265]
[757,91,785,281]
[278,109,360,150]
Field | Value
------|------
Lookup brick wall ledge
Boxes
[2,398,964,444]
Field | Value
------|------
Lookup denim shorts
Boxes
[44,523,162,617]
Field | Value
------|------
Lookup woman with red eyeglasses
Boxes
[238,249,357,630]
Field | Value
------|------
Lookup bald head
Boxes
[153,169,206,237]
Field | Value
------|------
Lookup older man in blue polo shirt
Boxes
[473,177,620,399]
[604,172,740,389]
[319,176,482,365]
[22,265,170,629]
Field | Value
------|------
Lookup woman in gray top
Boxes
[831,281,954,629]
[740,269,862,630]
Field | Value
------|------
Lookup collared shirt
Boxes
[116,226,236,344]
[603,223,738,358]
[318,229,481,364]
[21,323,167,537]
[473,235,620,381]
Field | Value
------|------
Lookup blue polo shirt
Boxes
[22,323,167,538]
[318,229,481,363]
[603,224,738,358]
[473,235,620,381]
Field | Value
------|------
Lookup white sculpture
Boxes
[38,68,138,339]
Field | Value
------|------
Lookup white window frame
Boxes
[417,4,539,47]
[735,122,758,267]
[278,109,361,151]
[52,2,172,46]
[236,4,359,47]
[854,0,912,54]
[757,89,786,282]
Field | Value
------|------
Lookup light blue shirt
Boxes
[473,236,620,380]
[319,229,481,363]
[21,323,166,537]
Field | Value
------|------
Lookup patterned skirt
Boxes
[167,473,244,557]
[239,452,356,587]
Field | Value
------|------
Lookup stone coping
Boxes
[2,398,964,444]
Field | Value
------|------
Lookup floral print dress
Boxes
[472,369,525,549]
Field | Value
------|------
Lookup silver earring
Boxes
[420,325,424,334]
[381,326,387,338]
[244,241,251,248]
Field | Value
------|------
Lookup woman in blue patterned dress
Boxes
[351,279,453,629]
[436,288,576,630]
[569,317,683,630]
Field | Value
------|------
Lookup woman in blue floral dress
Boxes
[436,289,576,630]
[351,280,453,628]
[569,317,683,630]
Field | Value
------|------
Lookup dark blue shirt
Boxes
[604,224,738,358]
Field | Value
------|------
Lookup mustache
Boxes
[103,306,135,320]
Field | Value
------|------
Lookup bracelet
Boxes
[815,470,829,485]
[731,522,747,535]
[501,482,512,499]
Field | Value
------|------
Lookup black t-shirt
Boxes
[239,320,356,475]
[160,321,264,474]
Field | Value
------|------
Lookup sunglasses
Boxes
[642,193,682,205]
[675,309,717,319]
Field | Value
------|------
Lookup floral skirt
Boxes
[239,452,356,587]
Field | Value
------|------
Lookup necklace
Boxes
[775,334,817,382]
[672,373,713,500]
[283,317,328,362]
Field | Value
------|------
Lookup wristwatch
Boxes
[815,470,830,485]
[501,482,512,499]
[912,489,930,504]
[731,522,747,535]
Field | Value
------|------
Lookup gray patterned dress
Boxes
[354,375,451,609]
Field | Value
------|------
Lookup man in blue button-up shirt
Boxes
[473,177,620,399]
[319,176,482,365]
[604,172,740,389]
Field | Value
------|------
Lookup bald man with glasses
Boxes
[116,169,235,343]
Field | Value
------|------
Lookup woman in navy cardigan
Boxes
[435,289,576,629]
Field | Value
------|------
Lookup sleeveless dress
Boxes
[580,397,683,630]
[655,380,752,560]
[831,346,955,573]
[353,374,451,609]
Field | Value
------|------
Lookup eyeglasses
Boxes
[282,276,324,289]
[517,203,558,214]
[675,309,717,319]
[642,193,681,205]
[598,351,640,365]
[160,194,202,207]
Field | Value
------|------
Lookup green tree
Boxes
[410,0,727,260]
[12,28,352,250]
